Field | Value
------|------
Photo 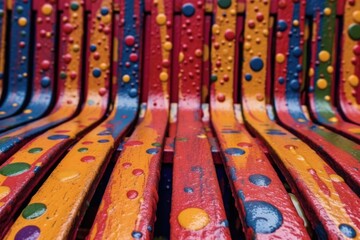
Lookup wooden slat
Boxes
[0,0,83,163]
[0,0,112,237]
[5,0,145,238]
[0,0,57,131]
[241,0,360,238]
[210,0,309,238]
[0,0,32,118]
[89,0,171,238]
[308,0,360,142]
[169,0,231,238]
[338,0,360,124]
[273,0,360,193]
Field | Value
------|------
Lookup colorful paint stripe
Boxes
[308,0,360,142]
[338,0,360,124]
[241,0,360,238]
[0,0,57,131]
[0,0,83,162]
[0,0,32,118]
[5,0,145,238]
[273,0,360,193]
[89,0,172,238]
[0,1,358,239]
[210,0,309,238]
[0,0,112,237]
[169,0,231,239]
[0,0,6,100]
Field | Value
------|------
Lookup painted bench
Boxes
[0,0,358,239]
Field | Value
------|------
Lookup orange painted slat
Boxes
[89,0,172,238]
[338,1,360,125]
[210,0,309,238]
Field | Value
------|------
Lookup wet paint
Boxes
[338,0,360,124]
[241,0,360,238]
[308,0,360,142]
[0,0,57,130]
[210,0,309,238]
[1,0,112,237]
[273,0,360,193]
[169,0,231,239]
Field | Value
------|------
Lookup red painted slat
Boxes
[170,0,231,238]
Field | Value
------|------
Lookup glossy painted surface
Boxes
[241,0,360,238]
[273,0,360,193]
[338,0,360,124]
[0,0,359,239]
[0,0,32,118]
[308,0,360,142]
[0,0,57,130]
[1,0,111,237]
[210,0,309,238]
[169,0,230,239]
[6,0,144,239]
[0,0,83,162]
[0,0,6,99]
[90,0,171,238]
